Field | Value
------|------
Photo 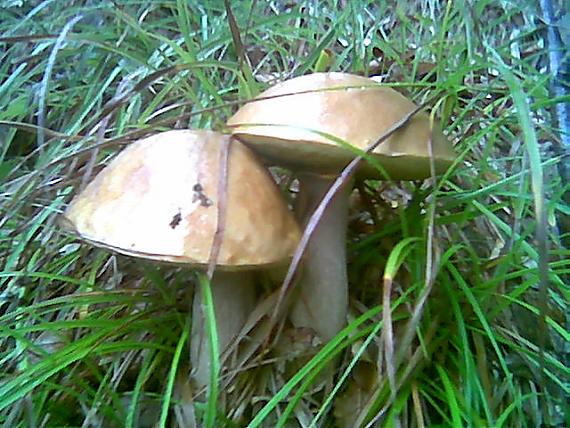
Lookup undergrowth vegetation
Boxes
[0,1,568,427]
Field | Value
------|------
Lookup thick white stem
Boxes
[290,173,351,342]
[191,270,255,391]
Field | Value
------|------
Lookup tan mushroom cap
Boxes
[62,130,301,269]
[227,72,456,179]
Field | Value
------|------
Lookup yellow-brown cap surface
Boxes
[227,72,456,179]
[62,130,301,269]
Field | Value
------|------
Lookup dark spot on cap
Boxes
[169,212,182,229]
[192,182,213,208]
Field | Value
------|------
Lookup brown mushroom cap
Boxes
[62,130,301,269]
[227,72,456,179]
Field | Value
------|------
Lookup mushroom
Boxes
[61,129,301,390]
[226,72,456,342]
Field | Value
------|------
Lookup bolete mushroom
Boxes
[227,72,456,342]
[61,129,301,389]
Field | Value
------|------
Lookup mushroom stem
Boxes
[191,270,255,391]
[290,172,352,342]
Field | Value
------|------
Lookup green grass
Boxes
[1,0,568,426]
